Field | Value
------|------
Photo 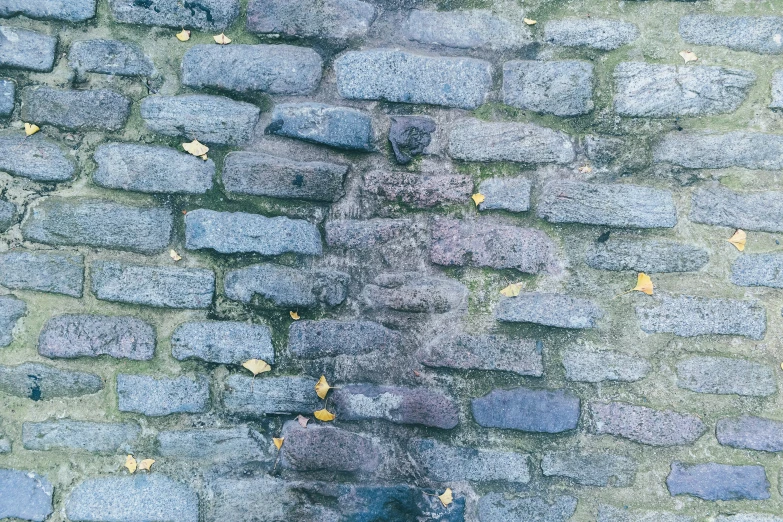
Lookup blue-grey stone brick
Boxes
[677,356,776,396]
[477,177,531,212]
[0,134,75,182]
[479,494,577,522]
[0,26,56,72]
[360,272,468,314]
[171,321,274,365]
[117,374,209,416]
[667,462,770,500]
[38,314,155,360]
[279,420,380,472]
[717,416,783,452]
[224,263,348,308]
[411,438,531,483]
[223,375,321,416]
[405,9,532,50]
[0,362,103,400]
[325,218,411,248]
[289,319,400,358]
[0,0,96,21]
[654,131,783,169]
[495,293,603,329]
[732,253,783,288]
[544,19,639,50]
[157,426,272,462]
[589,401,707,446]
[267,102,374,151]
[691,186,783,232]
[69,39,154,77]
[598,504,695,522]
[680,15,783,54]
[542,451,637,487]
[0,295,25,347]
[418,333,543,376]
[0,199,13,231]
[503,60,594,116]
[22,87,130,131]
[0,252,83,297]
[109,0,238,31]
[0,79,13,116]
[0,469,53,522]
[562,348,651,382]
[586,238,708,273]
[23,420,140,453]
[247,0,375,41]
[472,387,580,433]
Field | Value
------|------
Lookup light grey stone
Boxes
[335,49,493,109]
[0,134,75,182]
[109,0,238,30]
[654,132,783,169]
[503,60,594,116]
[23,420,139,453]
[325,219,411,248]
[472,387,580,433]
[207,476,302,522]
[562,348,651,382]
[289,319,400,358]
[588,401,707,446]
[477,177,531,212]
[0,438,9,453]
[360,272,468,314]
[0,469,53,522]
[411,438,530,483]
[0,26,56,72]
[0,199,12,231]
[405,9,532,50]
[449,118,575,163]
[38,314,155,360]
[667,462,770,501]
[598,504,695,522]
[223,375,321,416]
[542,451,637,486]
[716,516,783,522]
[0,0,96,21]
[363,171,472,208]
[495,293,603,329]
[247,0,375,41]
[157,426,271,461]
[544,19,639,50]
[0,362,103,400]
[677,356,776,396]
[614,62,755,117]
[117,374,209,416]
[69,39,154,77]
[0,251,83,297]
[586,238,708,273]
[267,103,373,151]
[0,295,25,347]
[478,494,577,522]
[691,186,783,232]
[732,253,783,288]
[22,87,130,131]
[224,264,348,308]
[717,416,783,452]
[771,70,783,109]
[419,334,543,376]
[171,321,274,365]
[680,15,783,54]
[0,79,13,116]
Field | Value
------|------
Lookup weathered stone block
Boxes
[588,401,706,446]
[667,462,770,501]
[0,134,75,182]
[360,272,468,314]
[280,420,379,472]
[0,26,56,72]
[477,177,531,212]
[109,0,239,30]
[171,321,273,365]
[289,319,400,358]
[503,60,594,116]
[717,416,783,452]
[1,0,96,21]
[69,39,154,77]
[0,295,25,347]
[0,199,13,231]
[39,314,155,360]
[22,87,130,130]
[586,238,708,273]
[680,15,783,54]
[691,187,783,232]
[716,516,783,522]
[732,253,783,288]
[495,293,603,329]
[363,171,472,208]
[157,426,271,461]
[0,251,83,297]
[0,79,13,116]
[117,374,209,416]
[267,103,373,151]
[654,132,783,169]
[562,348,650,382]
[325,218,411,248]
[0,469,53,522]
[0,362,102,400]
[544,19,639,50]
[677,356,775,396]
[411,438,530,483]
[389,116,435,164]
[478,494,577,522]
[472,387,579,433]
[247,0,375,40]
[224,264,348,308]
[771,70,783,109]
[223,375,321,416]
[405,9,531,50]
[419,334,543,376]
[598,504,695,522]
[541,451,637,486]
[23,421,139,453]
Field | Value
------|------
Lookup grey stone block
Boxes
[223,151,346,202]
[478,494,577,522]
[503,60,594,116]
[0,79,13,116]
[94,143,214,194]
[333,384,459,429]
[247,0,375,41]
[0,0,96,21]
[267,103,373,151]
[614,62,755,117]
[448,118,575,163]
[117,374,209,416]
[732,253,783,288]
[654,131,783,169]
[0,26,56,72]
[680,15,783,54]
[411,438,530,483]
[363,171,472,208]
[22,198,172,254]
[495,293,603,329]
[598,504,696,522]
[171,321,274,365]
[23,420,139,453]
[0,251,83,297]
[224,263,348,308]
[91,261,214,309]
[223,375,321,416]
[562,348,651,382]
[544,19,639,50]
[472,387,580,433]
[0,469,53,522]
[325,218,411,248]
[0,199,12,231]
[636,295,766,339]
[389,116,435,164]
[0,295,25,347]
[280,420,380,472]
[677,356,776,396]
[289,319,400,358]
[360,272,468,314]
[717,416,783,452]
[586,238,708,273]
[716,516,783,522]
[537,180,677,228]
[430,217,559,274]
[65,475,198,522]
[108,0,238,30]
[69,39,154,77]
[772,70,783,109]
[588,401,707,446]
[0,362,103,400]
[207,476,304,522]
[22,87,130,131]
[478,177,531,212]
[39,314,155,360]
[419,334,543,376]
[141,94,260,145]
[542,451,637,486]
[691,186,783,232]
[0,438,9,453]
[335,49,493,109]
[405,9,532,50]
[0,134,75,182]
[157,426,271,462]
[667,462,769,501]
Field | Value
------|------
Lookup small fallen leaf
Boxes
[176,29,191,41]
[727,229,746,251]
[296,414,309,428]
[315,375,332,399]
[273,437,284,450]
[170,249,182,261]
[24,123,40,136]
[523,18,536,25]
[471,193,485,206]
[679,50,698,63]
[578,165,592,174]
[632,273,654,295]
[199,154,208,161]
[438,488,453,507]
[242,358,271,376]
[314,408,335,422]
[500,282,523,297]
[124,455,137,474]
[138,459,155,472]
[213,33,231,45]
[290,311,300,320]
[182,139,209,157]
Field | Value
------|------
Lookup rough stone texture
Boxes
[389,116,435,164]
[68,39,153,77]
[405,9,532,50]
[676,356,776,396]
[503,60,594,116]
[328,484,465,521]
[477,177,531,212]
[223,375,321,416]
[716,516,783,522]
[141,94,260,145]
[654,132,783,169]
[0,199,13,231]
[544,19,639,50]
[691,186,783,232]
[65,475,199,522]
[0,26,56,72]
[0,362,103,400]
[588,402,707,446]
[182,44,322,95]
[289,319,400,358]
[91,261,215,309]
[430,217,559,274]
[586,238,708,273]
[363,171,472,208]
[732,253,783,288]
[38,314,155,360]
[771,70,783,109]
[0,295,25,347]
[117,374,209,416]
[562,348,651,382]
[266,103,374,151]
[478,494,577,522]
[207,476,305,522]
[541,452,637,486]
[332,384,459,429]
[495,293,604,329]
[614,62,755,117]
[0,251,84,297]
[224,263,348,308]
[247,0,375,41]
[335,49,493,109]
[0,79,14,116]
[537,180,677,228]
[108,0,239,31]
[171,321,273,365]
[0,0,96,21]
[680,15,783,54]
[418,334,543,376]
[185,209,322,256]
[598,505,696,522]
[93,143,214,194]
[223,151,346,202]
[449,118,575,163]
[22,198,172,254]
[411,438,531,483]
[717,416,783,452]
[0,469,53,522]
[636,295,766,339]
[22,87,130,131]
[667,462,770,501]
[0,134,75,182]
[325,218,411,248]
[360,272,468,314]
[156,426,270,461]
[22,421,139,453]
[472,387,580,433]
[280,420,379,472]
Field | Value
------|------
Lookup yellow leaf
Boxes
[24,123,40,136]
[578,165,592,174]
[124,455,137,474]
[500,282,523,297]
[471,193,485,206]
[170,249,182,261]
[438,488,453,507]
[242,358,271,376]
[176,29,191,41]
[523,18,536,25]
[213,33,232,45]
[679,50,698,63]
[314,408,335,422]
[199,154,208,161]
[727,229,746,251]
[273,437,284,450]
[632,273,654,295]
[182,139,209,157]
[296,414,309,428]
[138,459,155,472]
[290,311,300,320]
[315,375,332,399]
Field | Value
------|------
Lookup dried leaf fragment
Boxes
[124,455,137,474]
[138,459,155,472]
[296,415,309,428]
[679,50,698,63]
[438,488,453,507]
[242,358,271,376]
[199,154,208,161]
[273,437,284,450]
[632,273,654,295]
[289,311,300,320]
[314,408,335,422]
[170,249,182,262]
[578,165,592,174]
[471,193,485,206]
[24,123,40,136]
[213,33,231,45]
[176,29,191,41]
[523,18,536,25]
[182,139,209,157]
[315,375,332,399]
[727,229,746,251]
[500,282,523,297]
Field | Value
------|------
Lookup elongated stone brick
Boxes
[224,264,348,308]
[541,452,637,486]
[280,421,379,472]
[473,387,580,433]
[22,87,130,131]
[544,19,639,50]
[772,70,783,109]
[289,319,400,358]
[495,293,603,329]
[717,416,783,452]
[1,0,96,21]
[0,79,13,116]
[109,0,239,31]
[69,39,154,77]
[479,494,577,522]
[0,251,83,297]
[0,199,12,231]
[677,356,776,396]
[360,272,468,314]
[405,9,532,50]
[267,103,373,151]
[589,401,706,446]
[247,0,375,41]
[598,505,695,522]
[39,314,155,360]
[680,15,783,54]
[0,134,75,182]
[691,186,783,232]
[419,334,543,376]
[732,253,783,288]
[325,218,411,248]
[586,238,708,273]
[411,438,530,483]
[716,516,783,522]
[667,462,769,501]
[23,420,139,453]
[0,469,53,522]
[0,26,56,72]
[0,362,103,400]
[503,60,594,116]
[563,348,650,382]
[654,132,783,169]
[0,295,25,347]
[477,177,531,212]
[157,426,271,462]
[223,375,320,416]
[363,171,472,208]
[171,321,274,365]
[117,374,209,416]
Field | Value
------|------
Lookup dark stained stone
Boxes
[360,272,468,314]
[0,251,83,297]
[171,321,274,365]
[541,451,637,486]
[279,420,380,472]
[389,116,435,164]
[23,420,140,453]
[325,218,411,248]
[223,375,321,416]
[717,416,783,452]
[0,469,53,522]
[289,319,401,358]
[0,26,56,72]
[224,263,348,308]
[418,334,543,376]
[0,134,75,182]
[667,462,770,501]
[266,103,374,151]
[690,186,783,233]
[472,387,580,433]
[68,39,154,77]
[334,484,465,522]
[39,314,155,360]
[0,362,103,400]
[363,171,473,208]
[0,0,96,21]
[586,238,708,273]
[117,374,210,416]
[246,0,376,41]
[108,0,239,31]
[0,295,25,347]
[495,293,603,329]
[0,79,14,116]
[479,494,577,522]
[676,356,776,396]
[22,87,130,131]
[588,401,707,446]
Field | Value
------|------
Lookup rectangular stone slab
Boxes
[0,251,84,297]
[0,0,96,21]
[0,26,56,72]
